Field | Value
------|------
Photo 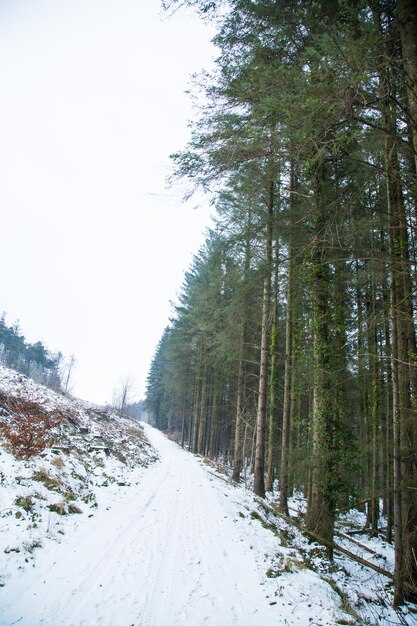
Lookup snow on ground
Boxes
[0,365,416,625]
[1,423,353,626]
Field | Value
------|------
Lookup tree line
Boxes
[0,311,70,392]
[146,0,417,606]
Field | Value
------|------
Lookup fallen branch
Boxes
[254,497,417,599]
[334,531,380,556]
[206,469,231,484]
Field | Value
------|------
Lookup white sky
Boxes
[0,0,215,404]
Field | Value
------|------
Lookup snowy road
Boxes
[1,424,283,626]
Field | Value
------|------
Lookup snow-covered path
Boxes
[1,424,283,626]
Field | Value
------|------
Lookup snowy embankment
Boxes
[0,366,157,614]
[0,365,416,625]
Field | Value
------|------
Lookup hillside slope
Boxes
[0,365,157,593]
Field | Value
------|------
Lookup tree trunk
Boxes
[253,180,274,498]
[365,269,380,535]
[265,317,278,492]
[197,372,207,455]
[385,107,417,605]
[232,215,252,480]
[306,163,336,552]
[232,357,245,480]
[397,0,417,173]
[279,162,296,513]
[383,69,417,608]
[266,237,280,493]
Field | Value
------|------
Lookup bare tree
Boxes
[112,375,136,415]
[63,355,77,395]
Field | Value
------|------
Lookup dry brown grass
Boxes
[32,468,62,491]
[125,426,145,440]
[51,457,65,470]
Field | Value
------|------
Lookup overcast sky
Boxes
[0,0,216,404]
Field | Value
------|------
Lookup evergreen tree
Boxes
[148,0,417,604]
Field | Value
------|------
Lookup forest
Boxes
[0,312,67,392]
[145,0,417,608]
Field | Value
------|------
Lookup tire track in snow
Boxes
[1,424,279,626]
[52,459,172,624]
